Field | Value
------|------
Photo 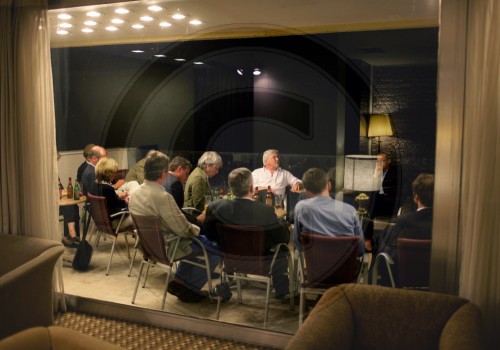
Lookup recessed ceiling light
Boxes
[84,20,97,26]
[87,11,101,18]
[189,19,202,25]
[140,15,153,22]
[193,62,204,65]
[59,22,72,28]
[58,14,72,20]
[148,5,163,12]
[172,13,185,20]
[132,50,144,53]
[132,24,144,29]
[111,18,124,24]
[159,21,172,27]
[56,29,69,35]
[154,54,166,57]
[174,58,186,62]
[253,68,262,75]
[82,28,94,33]
[105,26,118,31]
[115,8,129,14]
[237,69,244,75]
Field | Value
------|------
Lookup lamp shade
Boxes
[344,155,379,192]
[368,114,393,137]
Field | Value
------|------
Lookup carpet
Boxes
[54,312,275,350]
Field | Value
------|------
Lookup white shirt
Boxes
[251,167,301,196]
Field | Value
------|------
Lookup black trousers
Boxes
[59,204,80,238]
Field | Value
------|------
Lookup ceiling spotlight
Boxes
[159,21,172,27]
[172,13,185,20]
[56,29,69,35]
[148,5,163,12]
[84,20,97,26]
[154,54,166,58]
[131,50,144,53]
[140,15,154,22]
[253,68,261,76]
[87,11,101,17]
[81,28,94,33]
[105,26,118,31]
[236,69,244,76]
[115,8,129,14]
[59,22,72,28]
[189,19,202,25]
[132,24,144,29]
[57,14,72,20]
[111,18,124,24]
[174,58,186,62]
[193,61,204,65]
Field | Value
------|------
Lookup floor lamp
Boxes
[368,114,393,154]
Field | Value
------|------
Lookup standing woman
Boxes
[184,151,222,212]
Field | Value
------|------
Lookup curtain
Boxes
[460,0,500,347]
[0,0,65,311]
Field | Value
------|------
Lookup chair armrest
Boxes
[110,211,131,233]
[182,207,202,216]
[371,252,395,287]
[268,243,291,274]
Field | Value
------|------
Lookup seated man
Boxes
[128,151,219,303]
[163,156,192,209]
[203,167,291,300]
[294,168,364,255]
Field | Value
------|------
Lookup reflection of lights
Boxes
[189,19,202,25]
[58,14,71,20]
[59,22,72,28]
[172,13,185,20]
[154,54,166,57]
[140,15,153,21]
[56,29,68,35]
[115,8,129,14]
[174,58,186,61]
[105,26,118,31]
[111,18,124,24]
[87,11,101,17]
[193,61,204,65]
[84,20,97,26]
[236,69,244,75]
[148,5,163,12]
[253,68,261,75]
[82,28,94,33]
[132,50,144,53]
[132,24,144,29]
[159,21,172,27]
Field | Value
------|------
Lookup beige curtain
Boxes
[460,0,500,347]
[0,0,65,310]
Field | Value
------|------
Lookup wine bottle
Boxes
[265,186,273,206]
[67,177,74,199]
[58,177,64,199]
[252,187,259,201]
[73,180,80,200]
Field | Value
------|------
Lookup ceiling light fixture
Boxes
[57,14,71,20]
[253,68,261,76]
[105,26,118,31]
[132,24,144,29]
[174,58,186,61]
[115,8,129,14]
[193,61,204,65]
[111,18,124,24]
[140,15,153,22]
[131,50,144,53]
[87,11,101,17]
[84,20,97,26]
[56,29,68,35]
[154,54,166,58]
[59,22,72,28]
[189,19,202,25]
[81,28,94,33]
[159,21,172,27]
[172,13,185,20]
[148,5,163,12]
[236,69,244,75]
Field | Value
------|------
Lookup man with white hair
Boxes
[252,149,302,197]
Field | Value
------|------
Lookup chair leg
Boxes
[131,261,145,304]
[161,270,171,310]
[288,254,295,311]
[264,280,271,328]
[236,274,242,304]
[299,288,305,326]
[123,231,131,259]
[105,236,117,276]
[128,248,137,277]
[143,262,151,288]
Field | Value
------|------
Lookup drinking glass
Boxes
[274,194,283,209]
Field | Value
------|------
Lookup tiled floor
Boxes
[61,232,300,334]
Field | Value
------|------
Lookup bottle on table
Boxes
[73,180,80,200]
[66,177,73,199]
[265,186,273,206]
[252,187,259,201]
[58,177,64,199]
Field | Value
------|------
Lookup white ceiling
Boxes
[49,0,439,48]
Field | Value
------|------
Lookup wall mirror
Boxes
[51,0,439,336]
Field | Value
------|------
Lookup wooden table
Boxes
[59,195,86,206]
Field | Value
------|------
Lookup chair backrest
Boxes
[87,193,115,236]
[300,233,360,288]
[131,214,171,266]
[216,224,268,276]
[397,238,431,288]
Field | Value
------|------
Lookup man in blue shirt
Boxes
[294,168,364,254]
